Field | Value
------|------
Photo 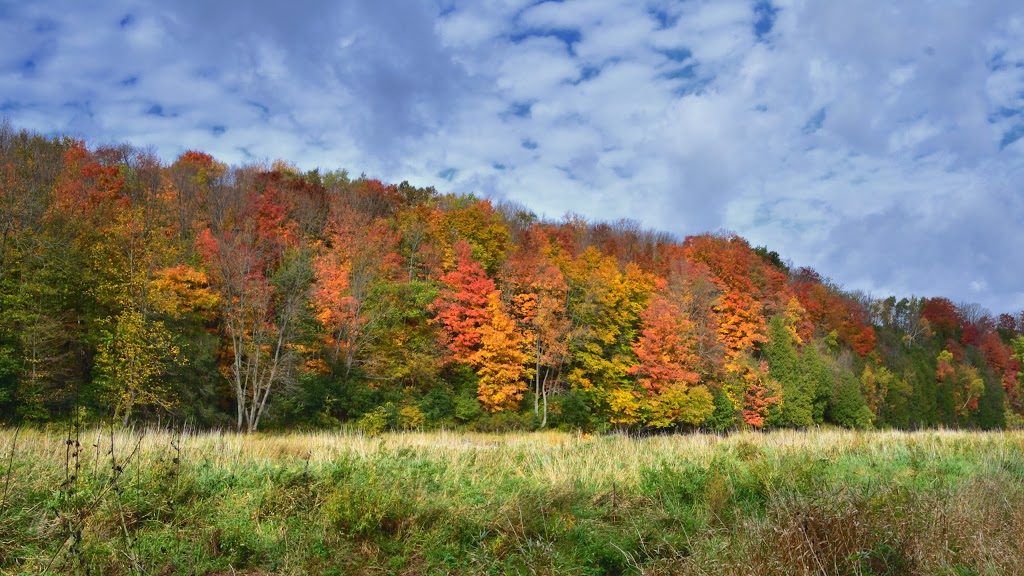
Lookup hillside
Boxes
[1,124,1022,432]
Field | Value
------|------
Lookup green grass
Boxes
[1,427,1023,575]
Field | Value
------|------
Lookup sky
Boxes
[1,0,1022,313]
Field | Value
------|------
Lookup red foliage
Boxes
[683,233,789,306]
[50,142,128,222]
[936,353,956,382]
[683,234,780,370]
[960,323,981,346]
[997,313,1018,335]
[792,272,875,357]
[840,307,876,357]
[350,178,404,218]
[922,297,962,336]
[431,242,496,362]
[177,150,217,169]
[742,363,780,428]
[979,331,1011,374]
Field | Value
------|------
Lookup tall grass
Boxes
[1,426,1023,574]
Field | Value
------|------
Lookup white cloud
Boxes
[1,0,1022,312]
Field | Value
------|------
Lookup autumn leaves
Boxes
[4,130,1022,431]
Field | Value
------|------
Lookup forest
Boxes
[2,122,1023,433]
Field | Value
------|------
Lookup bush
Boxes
[550,389,595,431]
[398,404,425,430]
[357,406,392,436]
[419,385,455,424]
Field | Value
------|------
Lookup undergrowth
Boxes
[0,427,1022,575]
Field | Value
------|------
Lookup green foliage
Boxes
[453,393,483,424]
[419,385,456,425]
[975,372,1007,430]
[1015,336,1024,383]
[549,388,596,431]
[704,387,738,431]
[4,428,1024,574]
[799,342,834,424]
[829,372,874,429]
[753,245,788,273]
[765,316,814,427]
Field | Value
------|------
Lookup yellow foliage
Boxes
[472,292,533,412]
[399,405,426,429]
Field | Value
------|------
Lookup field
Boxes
[1,427,1024,575]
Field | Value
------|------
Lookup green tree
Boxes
[828,372,873,429]
[764,316,814,427]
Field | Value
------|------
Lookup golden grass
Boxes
[3,426,1024,575]
[4,425,1022,489]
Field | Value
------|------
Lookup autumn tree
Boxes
[311,204,400,377]
[741,360,781,428]
[472,291,532,412]
[198,171,311,432]
[628,279,714,428]
[501,229,572,426]
[559,247,654,423]
[6,122,1024,434]
[936,349,985,418]
[922,298,962,339]
[439,197,510,274]
[43,142,191,424]
[395,203,444,281]
[164,151,222,247]
[431,241,496,363]
[88,194,186,424]
[684,234,788,422]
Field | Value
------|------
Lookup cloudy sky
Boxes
[2,0,1022,313]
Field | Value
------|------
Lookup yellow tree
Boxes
[439,197,510,274]
[93,309,180,424]
[558,247,655,423]
[472,291,533,412]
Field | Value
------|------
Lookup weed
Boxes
[0,428,1022,574]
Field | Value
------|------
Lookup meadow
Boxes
[1,427,1023,575]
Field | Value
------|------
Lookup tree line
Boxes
[1,123,1022,432]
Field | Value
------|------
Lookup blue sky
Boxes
[2,0,1023,313]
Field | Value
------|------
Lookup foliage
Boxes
[471,292,532,412]
[0,125,1020,432]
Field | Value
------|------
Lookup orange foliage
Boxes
[791,269,875,357]
[472,292,531,412]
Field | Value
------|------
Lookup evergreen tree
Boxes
[764,316,814,427]
[828,372,873,429]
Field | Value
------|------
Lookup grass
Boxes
[1,427,1023,575]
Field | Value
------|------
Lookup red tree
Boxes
[431,241,496,363]
[922,297,962,337]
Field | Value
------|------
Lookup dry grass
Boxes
[8,425,1018,480]
[2,426,1023,575]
